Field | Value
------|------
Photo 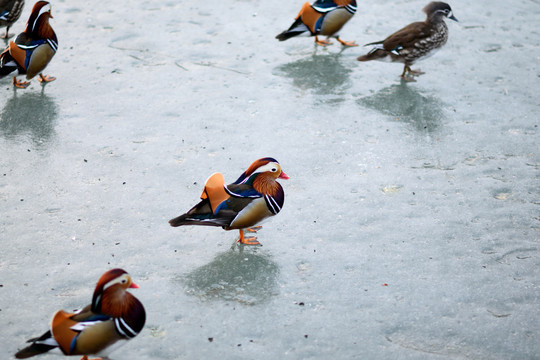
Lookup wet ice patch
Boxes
[181,250,279,305]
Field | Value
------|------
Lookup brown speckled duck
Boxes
[357,2,457,81]
[15,269,146,360]
[276,0,357,46]
[169,157,289,246]
[0,1,57,88]
[0,0,24,38]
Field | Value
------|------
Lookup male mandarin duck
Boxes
[357,2,457,81]
[169,157,289,246]
[276,0,358,47]
[15,269,146,360]
[0,0,24,38]
[0,0,57,88]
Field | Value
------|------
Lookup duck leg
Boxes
[237,229,261,246]
[12,76,30,88]
[314,36,332,46]
[38,74,56,83]
[400,65,416,82]
[336,36,358,47]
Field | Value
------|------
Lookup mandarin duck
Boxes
[169,157,289,246]
[357,2,457,81]
[0,1,57,88]
[276,0,358,47]
[15,269,146,360]
[0,0,24,38]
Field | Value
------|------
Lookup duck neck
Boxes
[27,15,55,40]
[98,288,135,318]
[252,174,279,195]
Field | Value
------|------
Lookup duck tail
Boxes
[168,213,192,227]
[0,48,16,78]
[168,213,229,228]
[15,331,57,359]
[357,49,388,62]
[276,15,310,42]
[276,29,304,41]
[357,42,388,62]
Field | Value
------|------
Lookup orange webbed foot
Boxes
[245,225,263,233]
[38,74,56,83]
[80,356,104,360]
[337,38,358,47]
[12,77,30,89]
[237,230,262,246]
[239,236,261,246]
[314,36,332,46]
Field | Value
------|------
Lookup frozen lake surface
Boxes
[1,0,539,359]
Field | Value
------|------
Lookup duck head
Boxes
[424,2,458,22]
[25,1,55,37]
[91,268,139,316]
[234,157,289,184]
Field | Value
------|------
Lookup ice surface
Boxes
[1,0,539,359]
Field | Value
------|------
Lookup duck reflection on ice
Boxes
[0,90,58,146]
[183,249,280,305]
[359,83,445,133]
[274,52,352,96]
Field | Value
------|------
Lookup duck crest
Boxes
[91,268,128,313]
[235,157,279,184]
[26,2,54,38]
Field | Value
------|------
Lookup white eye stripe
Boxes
[31,3,51,32]
[253,162,280,175]
[103,275,129,290]
[436,9,451,15]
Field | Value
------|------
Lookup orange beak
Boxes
[279,171,290,180]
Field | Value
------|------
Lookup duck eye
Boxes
[121,279,127,283]
[271,168,277,172]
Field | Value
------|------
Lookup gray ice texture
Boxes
[1,0,539,359]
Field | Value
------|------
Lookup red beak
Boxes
[129,282,140,289]
[279,171,290,180]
